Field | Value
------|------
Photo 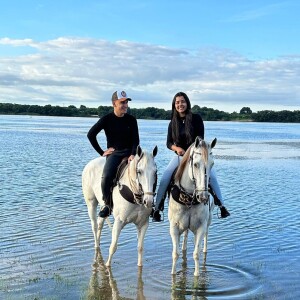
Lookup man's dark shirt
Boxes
[87,112,140,156]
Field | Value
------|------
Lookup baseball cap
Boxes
[111,90,132,102]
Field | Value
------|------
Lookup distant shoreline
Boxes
[1,103,299,123]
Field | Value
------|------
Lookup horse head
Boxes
[188,137,217,203]
[130,145,158,208]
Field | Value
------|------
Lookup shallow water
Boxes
[1,115,300,300]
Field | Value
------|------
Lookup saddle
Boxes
[111,157,138,204]
[112,157,128,187]
[105,158,129,209]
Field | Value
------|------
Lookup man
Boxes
[87,90,140,218]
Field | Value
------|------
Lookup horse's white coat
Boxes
[82,146,157,267]
[168,137,216,276]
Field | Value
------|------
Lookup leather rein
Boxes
[174,149,210,207]
[117,155,157,204]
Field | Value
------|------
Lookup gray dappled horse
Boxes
[82,145,158,267]
[168,137,216,276]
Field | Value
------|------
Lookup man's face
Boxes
[113,99,129,115]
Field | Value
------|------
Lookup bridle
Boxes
[128,155,157,205]
[189,149,209,198]
[177,147,210,205]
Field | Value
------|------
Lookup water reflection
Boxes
[171,251,209,299]
[86,249,145,300]
[170,251,262,299]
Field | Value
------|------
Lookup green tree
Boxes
[240,107,252,114]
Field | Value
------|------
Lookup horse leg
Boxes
[170,225,180,275]
[97,216,105,245]
[182,230,188,252]
[136,221,149,267]
[203,230,208,253]
[86,201,102,248]
[193,228,205,276]
[106,219,124,267]
[203,205,213,253]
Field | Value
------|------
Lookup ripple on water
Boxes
[169,263,261,299]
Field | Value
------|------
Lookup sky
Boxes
[0,0,299,113]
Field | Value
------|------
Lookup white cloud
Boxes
[0,37,299,112]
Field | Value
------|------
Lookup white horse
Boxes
[82,145,158,267]
[168,137,217,276]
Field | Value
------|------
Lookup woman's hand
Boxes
[174,146,185,156]
[128,155,135,163]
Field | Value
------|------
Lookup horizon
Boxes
[1,101,298,114]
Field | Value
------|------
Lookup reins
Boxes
[119,154,156,205]
[176,145,210,207]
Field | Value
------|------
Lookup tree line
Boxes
[0,102,299,123]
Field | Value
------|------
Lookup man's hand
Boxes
[102,147,115,156]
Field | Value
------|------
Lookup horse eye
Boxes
[194,163,198,168]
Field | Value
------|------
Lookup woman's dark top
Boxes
[167,113,204,151]
[87,112,140,156]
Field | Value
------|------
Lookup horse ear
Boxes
[211,138,217,149]
[136,145,142,157]
[195,136,202,147]
[152,145,158,157]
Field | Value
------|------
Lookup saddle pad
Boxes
[119,184,135,203]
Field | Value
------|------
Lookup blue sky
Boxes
[0,0,299,112]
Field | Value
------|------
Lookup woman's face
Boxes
[175,96,187,116]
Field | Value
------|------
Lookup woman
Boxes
[153,92,230,222]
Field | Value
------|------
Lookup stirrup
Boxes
[219,206,230,219]
[150,207,155,218]
[98,205,111,218]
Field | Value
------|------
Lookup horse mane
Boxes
[202,141,208,163]
[174,140,208,182]
[175,144,193,182]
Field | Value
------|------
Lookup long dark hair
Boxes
[171,92,193,145]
